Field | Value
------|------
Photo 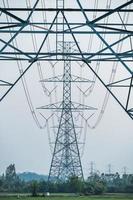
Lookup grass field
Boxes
[0,194,133,200]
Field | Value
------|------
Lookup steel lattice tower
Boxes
[48,0,84,182]
[0,1,133,118]
[48,42,84,182]
[35,0,96,183]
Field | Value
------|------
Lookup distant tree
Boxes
[0,174,4,192]
[86,172,106,195]
[5,164,17,191]
[48,182,58,193]
[38,180,47,193]
[124,174,133,193]
[84,182,94,194]
[93,181,106,194]
[68,176,84,193]
[4,164,22,192]
[5,164,16,181]
[30,181,38,196]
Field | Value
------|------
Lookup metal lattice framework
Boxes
[0,0,133,182]
[47,42,84,181]
[0,0,133,119]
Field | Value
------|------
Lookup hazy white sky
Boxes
[0,0,133,177]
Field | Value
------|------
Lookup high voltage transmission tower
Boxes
[38,40,95,181]
[46,42,85,181]
[38,0,95,181]
[0,0,133,182]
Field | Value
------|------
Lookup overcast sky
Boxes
[0,0,133,177]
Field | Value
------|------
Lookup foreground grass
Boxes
[0,194,133,200]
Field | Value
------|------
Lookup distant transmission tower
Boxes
[123,166,127,175]
[39,40,95,182]
[48,42,84,181]
[41,0,95,182]
[90,161,95,176]
[107,164,112,174]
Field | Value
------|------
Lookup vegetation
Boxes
[0,164,133,195]
[0,195,133,200]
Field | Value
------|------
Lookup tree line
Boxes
[0,164,133,195]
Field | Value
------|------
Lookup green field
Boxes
[0,194,133,200]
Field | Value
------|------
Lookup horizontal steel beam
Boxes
[0,58,132,62]
[0,30,131,34]
[0,22,133,26]
[2,8,133,12]
[0,52,132,56]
